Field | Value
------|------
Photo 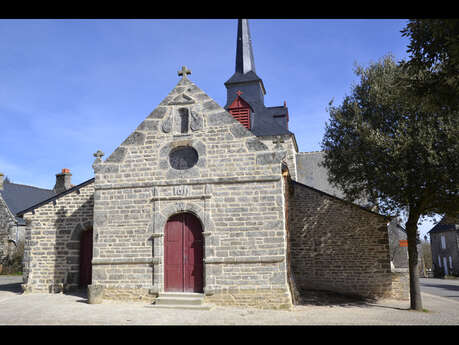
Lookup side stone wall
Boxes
[0,195,15,262]
[288,180,399,300]
[21,181,94,293]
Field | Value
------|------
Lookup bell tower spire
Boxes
[225,19,290,136]
[236,19,256,74]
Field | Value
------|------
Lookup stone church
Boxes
[16,20,408,309]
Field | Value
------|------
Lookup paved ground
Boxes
[1,275,459,325]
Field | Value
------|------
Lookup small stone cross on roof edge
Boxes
[273,137,285,150]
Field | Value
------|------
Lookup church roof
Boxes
[224,71,263,86]
[0,179,56,225]
[251,114,293,137]
[292,180,389,220]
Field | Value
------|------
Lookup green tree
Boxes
[321,55,459,311]
[401,19,459,110]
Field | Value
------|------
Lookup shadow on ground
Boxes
[0,275,23,293]
[421,283,459,292]
[0,282,22,293]
[296,289,370,307]
[0,275,88,303]
[67,288,90,304]
[295,289,410,311]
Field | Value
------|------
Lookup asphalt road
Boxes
[420,277,459,302]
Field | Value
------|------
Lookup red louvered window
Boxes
[229,107,250,129]
[228,90,251,129]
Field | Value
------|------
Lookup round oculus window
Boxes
[169,146,199,170]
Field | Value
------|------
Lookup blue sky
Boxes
[0,18,438,236]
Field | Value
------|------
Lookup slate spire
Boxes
[236,19,256,74]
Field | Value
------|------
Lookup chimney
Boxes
[53,168,72,194]
[0,172,4,191]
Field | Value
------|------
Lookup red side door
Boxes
[79,228,93,287]
[164,213,203,292]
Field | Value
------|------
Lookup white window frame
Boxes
[441,235,446,249]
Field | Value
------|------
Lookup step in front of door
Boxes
[150,292,214,310]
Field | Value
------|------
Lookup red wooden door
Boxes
[164,213,203,292]
[79,228,93,287]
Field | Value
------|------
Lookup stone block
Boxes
[88,284,104,304]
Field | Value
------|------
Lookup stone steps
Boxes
[150,292,214,310]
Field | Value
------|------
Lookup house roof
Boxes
[0,179,56,225]
[16,177,95,217]
[428,214,459,234]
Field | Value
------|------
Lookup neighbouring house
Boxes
[428,214,459,277]
[387,218,426,277]
[15,19,409,308]
[0,170,75,265]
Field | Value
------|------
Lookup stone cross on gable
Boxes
[236,90,243,97]
[273,137,285,150]
[178,66,192,79]
[93,150,104,163]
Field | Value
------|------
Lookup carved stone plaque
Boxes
[173,185,190,196]
[169,146,199,170]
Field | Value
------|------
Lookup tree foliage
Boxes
[321,54,459,310]
[322,55,458,217]
[401,19,459,110]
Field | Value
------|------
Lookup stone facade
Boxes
[21,180,94,292]
[88,76,292,308]
[287,180,401,300]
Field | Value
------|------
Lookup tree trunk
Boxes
[405,209,423,311]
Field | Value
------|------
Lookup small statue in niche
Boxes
[190,109,203,131]
[161,108,173,133]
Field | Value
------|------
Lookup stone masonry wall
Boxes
[0,194,16,263]
[90,76,292,308]
[21,181,94,293]
[259,135,298,181]
[288,181,396,300]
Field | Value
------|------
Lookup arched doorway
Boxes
[164,213,203,293]
[79,227,93,288]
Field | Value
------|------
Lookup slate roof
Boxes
[428,214,459,234]
[291,180,389,220]
[252,112,294,137]
[224,71,264,86]
[0,179,56,225]
[16,177,95,217]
